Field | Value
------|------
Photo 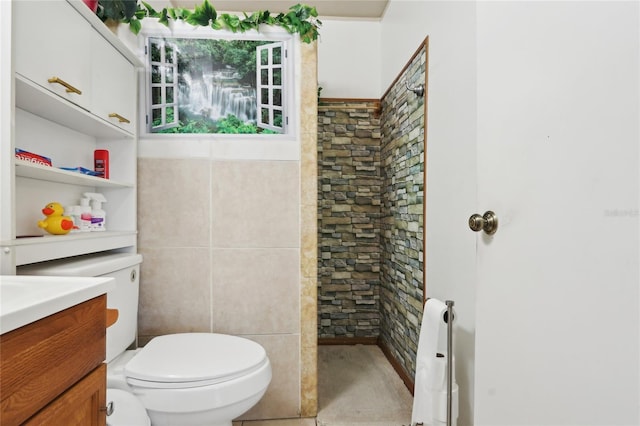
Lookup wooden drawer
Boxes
[24,364,106,426]
[0,295,106,426]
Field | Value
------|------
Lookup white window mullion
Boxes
[149,38,179,132]
[256,41,285,133]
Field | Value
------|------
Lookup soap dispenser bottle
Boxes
[65,205,81,233]
[84,192,107,231]
[78,197,92,232]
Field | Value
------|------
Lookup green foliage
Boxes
[97,0,144,32]
[152,108,215,133]
[152,111,280,134]
[171,39,263,81]
[97,0,321,43]
[185,0,217,27]
[155,118,216,133]
[216,114,259,134]
[97,0,138,21]
[276,3,320,43]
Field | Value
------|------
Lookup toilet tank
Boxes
[18,253,143,363]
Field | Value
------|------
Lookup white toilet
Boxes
[19,253,272,426]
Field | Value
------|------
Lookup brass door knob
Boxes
[469,211,498,235]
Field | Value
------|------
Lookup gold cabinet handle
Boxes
[108,113,130,124]
[47,76,82,95]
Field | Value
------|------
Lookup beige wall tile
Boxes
[211,161,299,248]
[300,277,318,417]
[299,40,318,417]
[138,247,211,336]
[212,248,300,335]
[300,42,318,105]
[238,334,301,420]
[299,139,317,208]
[138,158,210,248]
[300,204,317,280]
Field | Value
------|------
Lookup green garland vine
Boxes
[97,0,322,43]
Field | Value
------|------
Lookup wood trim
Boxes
[318,98,382,116]
[423,36,429,306]
[24,364,107,426]
[318,337,378,346]
[319,97,380,103]
[381,36,430,101]
[106,308,119,328]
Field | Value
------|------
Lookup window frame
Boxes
[148,37,179,132]
[257,41,286,133]
[141,24,295,138]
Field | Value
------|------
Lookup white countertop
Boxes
[0,275,114,334]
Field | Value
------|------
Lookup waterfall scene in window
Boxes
[149,37,284,134]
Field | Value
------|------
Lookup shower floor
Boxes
[236,344,413,426]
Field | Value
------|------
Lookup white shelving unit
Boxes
[15,160,134,189]
[1,0,142,274]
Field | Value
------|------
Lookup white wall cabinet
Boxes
[13,0,92,110]
[91,31,136,133]
[0,0,142,274]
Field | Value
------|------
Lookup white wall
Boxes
[317,18,381,98]
[381,1,478,425]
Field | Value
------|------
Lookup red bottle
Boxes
[94,149,109,179]
[83,0,98,12]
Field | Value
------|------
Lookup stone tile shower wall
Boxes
[317,46,426,379]
[379,46,426,379]
[317,100,382,338]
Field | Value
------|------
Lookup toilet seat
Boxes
[106,388,151,426]
[125,333,268,389]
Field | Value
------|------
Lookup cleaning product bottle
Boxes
[65,205,82,232]
[84,192,107,231]
[79,196,93,232]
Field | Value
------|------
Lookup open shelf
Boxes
[15,74,134,140]
[15,160,133,188]
[2,1,139,275]
[9,231,137,266]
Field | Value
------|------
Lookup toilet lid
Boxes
[106,389,150,426]
[125,333,268,387]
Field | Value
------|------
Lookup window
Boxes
[149,38,179,131]
[257,42,285,132]
[146,36,290,135]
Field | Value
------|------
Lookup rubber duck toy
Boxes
[37,202,74,235]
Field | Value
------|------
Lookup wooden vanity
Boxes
[0,275,113,426]
[1,295,107,425]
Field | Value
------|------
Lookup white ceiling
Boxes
[170,0,389,19]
